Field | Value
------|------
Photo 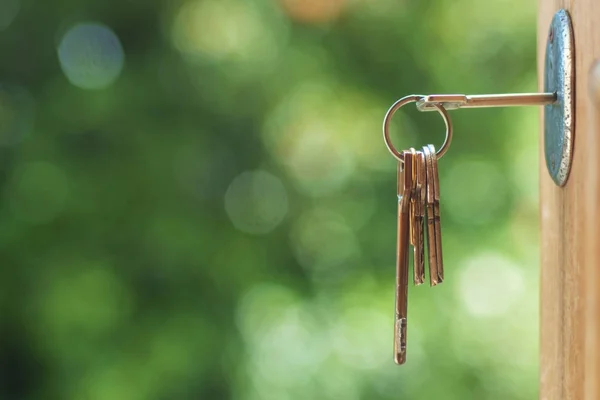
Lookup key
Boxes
[422,145,440,286]
[409,148,417,249]
[394,150,414,365]
[412,150,426,285]
[428,144,444,283]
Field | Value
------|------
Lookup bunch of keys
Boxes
[394,145,444,365]
[383,85,562,364]
[382,95,452,365]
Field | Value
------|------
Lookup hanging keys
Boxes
[428,144,444,283]
[422,146,437,285]
[411,149,426,285]
[394,150,414,365]
[423,145,444,286]
[409,148,417,250]
[382,97,453,365]
[382,87,562,364]
[380,15,577,365]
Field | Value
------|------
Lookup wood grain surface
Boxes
[539,1,600,399]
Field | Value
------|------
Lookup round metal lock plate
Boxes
[544,9,574,187]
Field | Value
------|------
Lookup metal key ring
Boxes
[382,95,453,163]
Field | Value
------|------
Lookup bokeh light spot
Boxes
[76,363,145,400]
[34,261,134,356]
[443,158,508,225]
[457,253,525,317]
[290,208,360,279]
[263,82,388,196]
[8,161,69,225]
[237,283,299,341]
[0,0,20,31]
[330,307,388,370]
[278,0,346,24]
[283,120,355,196]
[57,23,125,90]
[252,305,324,386]
[171,0,284,68]
[236,284,327,389]
[224,170,289,235]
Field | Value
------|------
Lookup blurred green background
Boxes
[0,0,540,399]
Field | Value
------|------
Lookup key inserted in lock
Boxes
[411,9,574,187]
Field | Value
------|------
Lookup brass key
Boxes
[412,150,426,285]
[423,145,441,286]
[394,150,414,365]
[428,144,444,283]
[409,148,417,249]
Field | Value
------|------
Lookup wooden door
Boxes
[539,1,600,399]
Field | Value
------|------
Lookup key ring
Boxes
[382,95,453,163]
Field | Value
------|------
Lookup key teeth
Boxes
[430,274,444,287]
[414,267,425,285]
[394,317,407,365]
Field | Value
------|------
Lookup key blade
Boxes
[409,148,417,247]
[395,150,413,365]
[413,151,426,285]
[423,145,440,286]
[428,144,444,283]
[394,317,407,364]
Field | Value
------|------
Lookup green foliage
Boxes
[0,0,539,398]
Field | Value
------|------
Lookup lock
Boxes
[544,9,574,187]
